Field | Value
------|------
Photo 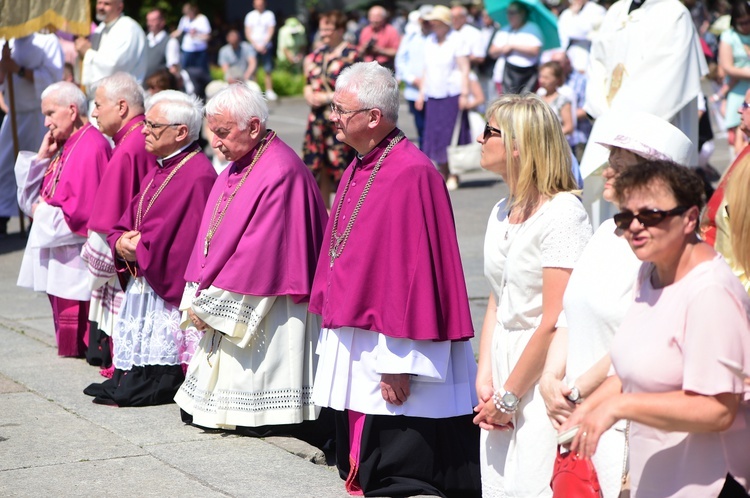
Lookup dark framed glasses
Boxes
[483,122,503,141]
[613,206,689,230]
[742,101,750,111]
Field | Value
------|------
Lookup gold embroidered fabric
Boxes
[0,0,91,39]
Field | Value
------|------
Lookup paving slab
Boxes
[0,392,144,472]
[149,437,349,498]
[0,455,229,497]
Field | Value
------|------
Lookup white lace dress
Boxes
[480,192,592,497]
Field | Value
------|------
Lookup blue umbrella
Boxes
[485,0,561,52]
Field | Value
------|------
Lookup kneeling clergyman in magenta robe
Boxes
[81,72,156,372]
[84,90,216,406]
[308,62,481,498]
[175,83,329,438]
[17,82,111,357]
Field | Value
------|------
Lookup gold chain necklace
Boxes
[135,148,201,230]
[328,132,404,268]
[203,130,276,257]
[115,120,144,148]
[40,124,91,200]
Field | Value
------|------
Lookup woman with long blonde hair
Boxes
[473,93,592,496]
[722,154,750,293]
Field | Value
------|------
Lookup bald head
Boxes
[368,6,387,28]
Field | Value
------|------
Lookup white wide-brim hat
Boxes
[580,110,697,178]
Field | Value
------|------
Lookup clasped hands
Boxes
[116,230,141,262]
[473,384,515,431]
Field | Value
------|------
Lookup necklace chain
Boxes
[40,125,91,200]
[135,148,201,230]
[328,132,404,268]
[115,120,144,148]
[203,131,276,257]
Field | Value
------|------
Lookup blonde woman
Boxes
[473,93,592,497]
[722,154,750,294]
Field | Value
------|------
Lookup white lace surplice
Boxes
[113,277,200,370]
[174,283,319,429]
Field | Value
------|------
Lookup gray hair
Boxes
[336,62,399,123]
[205,83,269,130]
[93,72,145,114]
[145,90,203,142]
[41,81,87,115]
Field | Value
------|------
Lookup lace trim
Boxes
[193,292,263,330]
[180,374,314,413]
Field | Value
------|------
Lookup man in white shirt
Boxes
[395,6,432,148]
[75,0,146,92]
[451,5,486,68]
[244,0,278,101]
[144,8,169,80]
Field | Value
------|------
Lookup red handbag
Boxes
[550,446,603,498]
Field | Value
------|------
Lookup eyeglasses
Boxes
[483,122,503,141]
[613,206,689,230]
[741,101,750,111]
[329,103,373,117]
[145,120,180,131]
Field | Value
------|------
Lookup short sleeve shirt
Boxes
[244,10,276,47]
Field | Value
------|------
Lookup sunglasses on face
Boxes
[613,206,689,230]
[742,101,750,111]
[483,122,503,141]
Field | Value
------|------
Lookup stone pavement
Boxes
[0,94,730,497]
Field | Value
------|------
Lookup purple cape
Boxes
[88,115,157,233]
[42,123,111,236]
[183,134,328,303]
[108,143,217,307]
[308,129,474,342]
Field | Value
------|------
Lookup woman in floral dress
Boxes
[302,10,360,209]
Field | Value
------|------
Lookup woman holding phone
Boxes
[564,160,750,497]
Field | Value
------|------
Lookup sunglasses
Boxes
[613,206,689,230]
[742,101,750,111]
[483,122,503,141]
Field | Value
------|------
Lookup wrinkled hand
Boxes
[117,230,141,262]
[473,384,514,431]
[380,373,411,405]
[74,37,91,57]
[568,401,618,459]
[38,131,59,160]
[540,375,576,429]
[188,309,207,330]
[0,42,19,74]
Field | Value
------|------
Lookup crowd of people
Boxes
[2,0,750,497]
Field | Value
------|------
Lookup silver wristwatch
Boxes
[492,390,519,414]
[566,385,583,404]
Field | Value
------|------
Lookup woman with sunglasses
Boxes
[563,160,750,497]
[540,112,696,498]
[473,93,592,496]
